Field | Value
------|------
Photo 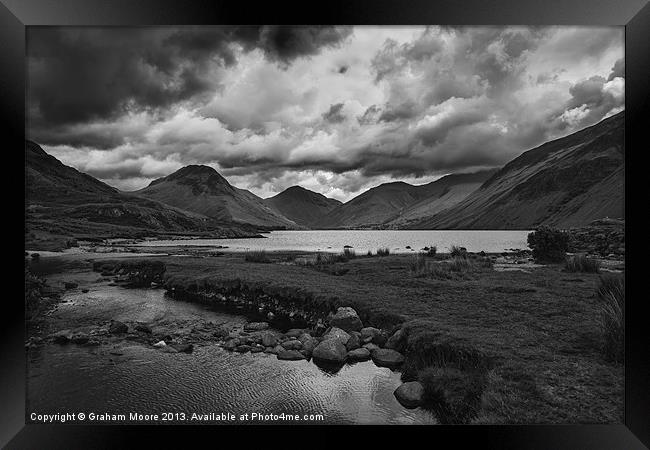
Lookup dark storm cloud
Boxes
[27,26,352,146]
[357,105,381,125]
[608,58,625,81]
[322,103,346,123]
[30,26,624,199]
[378,101,419,122]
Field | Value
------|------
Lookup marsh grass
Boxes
[596,274,624,363]
[376,247,390,257]
[244,250,270,263]
[565,254,600,273]
[410,254,493,279]
[450,245,468,258]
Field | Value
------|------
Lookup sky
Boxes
[27,26,624,202]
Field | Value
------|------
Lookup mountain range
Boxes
[25,111,624,247]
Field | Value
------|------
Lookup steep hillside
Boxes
[136,165,299,229]
[384,171,496,228]
[264,186,342,227]
[25,141,260,248]
[412,111,624,229]
[319,170,495,229]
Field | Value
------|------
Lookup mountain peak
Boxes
[147,164,230,189]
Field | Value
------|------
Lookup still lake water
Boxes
[139,230,531,254]
[28,285,436,424]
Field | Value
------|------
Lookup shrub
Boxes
[596,274,624,363]
[343,247,356,259]
[449,245,467,258]
[527,226,569,263]
[564,254,600,273]
[376,247,390,257]
[244,250,270,263]
[366,250,373,257]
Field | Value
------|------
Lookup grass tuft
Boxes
[564,254,600,273]
[596,274,624,363]
[376,247,390,257]
[450,245,467,258]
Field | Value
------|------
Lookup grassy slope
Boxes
[160,253,622,423]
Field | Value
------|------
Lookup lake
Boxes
[138,229,531,254]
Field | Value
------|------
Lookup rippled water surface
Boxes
[139,229,530,254]
[27,287,436,424]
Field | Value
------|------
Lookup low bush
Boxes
[564,254,600,273]
[527,226,569,263]
[596,274,624,363]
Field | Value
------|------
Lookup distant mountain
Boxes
[411,111,624,229]
[319,170,496,229]
[25,141,259,245]
[136,165,300,229]
[264,186,342,227]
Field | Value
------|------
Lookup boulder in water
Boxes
[277,349,306,361]
[330,307,363,332]
[323,327,351,346]
[394,382,424,409]
[313,339,347,363]
[346,347,371,362]
[371,348,404,368]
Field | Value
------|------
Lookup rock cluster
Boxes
[219,307,408,377]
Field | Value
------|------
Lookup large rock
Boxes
[277,349,306,361]
[322,327,351,346]
[281,339,303,350]
[260,331,278,347]
[371,348,405,368]
[108,320,128,334]
[330,307,363,332]
[345,333,361,351]
[301,338,317,357]
[346,347,371,362]
[244,322,269,332]
[360,327,381,341]
[285,328,307,339]
[385,328,407,351]
[394,382,424,409]
[313,339,347,363]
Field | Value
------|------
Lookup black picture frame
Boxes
[2,0,648,447]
